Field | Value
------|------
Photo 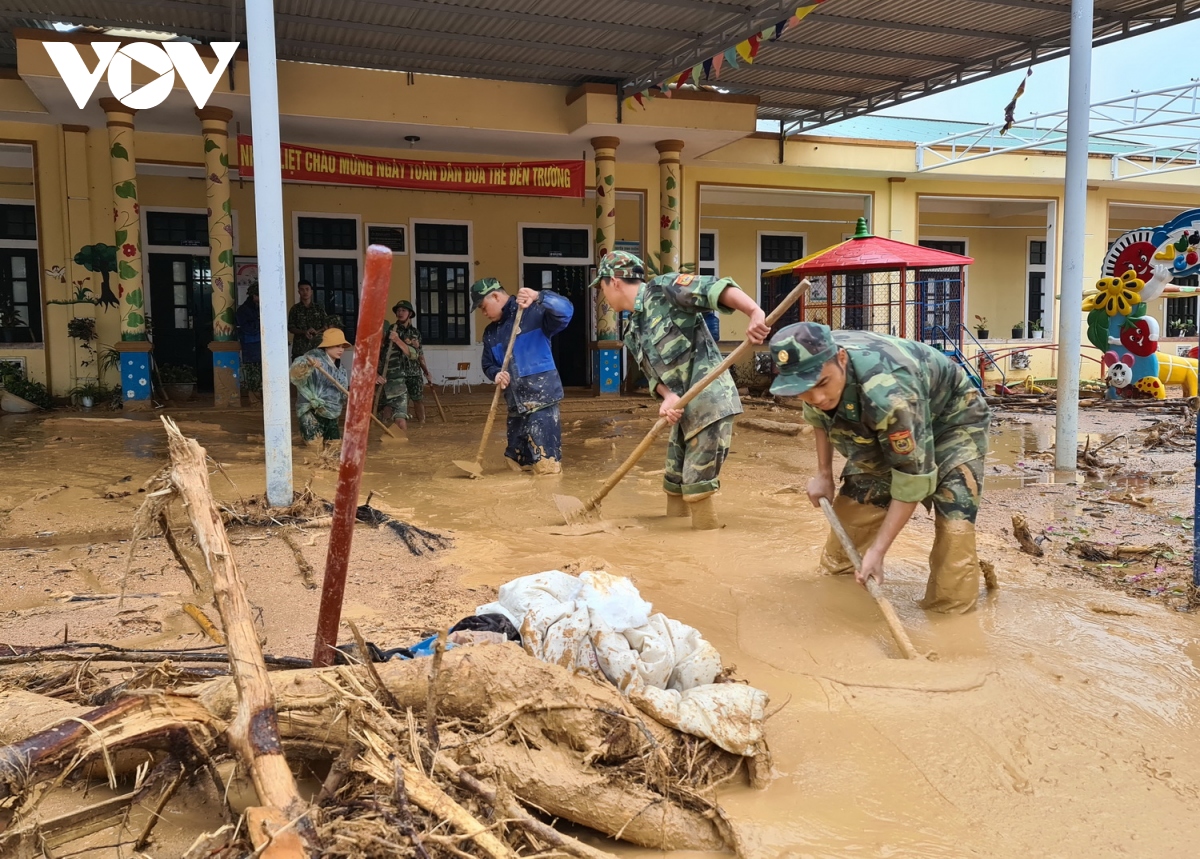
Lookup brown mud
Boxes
[2,393,1199,857]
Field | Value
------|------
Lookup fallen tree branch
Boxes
[160,416,315,854]
[1011,515,1044,557]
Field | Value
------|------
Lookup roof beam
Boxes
[359,0,703,39]
[629,0,750,14]
[276,38,623,81]
[740,62,913,83]
[764,40,971,66]
[721,80,871,99]
[807,12,1036,44]
[274,13,653,61]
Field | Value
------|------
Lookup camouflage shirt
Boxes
[801,331,991,503]
[288,302,330,359]
[623,274,742,441]
[381,320,424,379]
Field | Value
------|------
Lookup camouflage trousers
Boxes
[840,458,984,522]
[298,412,341,443]
[663,416,733,499]
[405,373,425,402]
[505,404,562,467]
[378,381,409,422]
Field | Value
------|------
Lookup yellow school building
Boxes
[2,29,1198,403]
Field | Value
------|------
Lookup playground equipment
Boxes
[1091,207,1200,400]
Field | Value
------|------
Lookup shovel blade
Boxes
[453,459,483,479]
[554,493,599,525]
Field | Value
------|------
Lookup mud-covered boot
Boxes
[920,516,982,613]
[665,493,689,517]
[687,495,720,530]
[532,458,562,476]
[818,495,886,575]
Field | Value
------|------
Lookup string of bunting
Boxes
[626,1,826,109]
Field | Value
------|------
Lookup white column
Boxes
[246,0,294,505]
[1053,0,1093,471]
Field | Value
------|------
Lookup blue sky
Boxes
[871,18,1200,125]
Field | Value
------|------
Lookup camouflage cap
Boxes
[768,322,839,396]
[589,251,646,290]
[394,299,415,315]
[470,277,506,310]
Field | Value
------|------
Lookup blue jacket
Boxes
[482,292,573,414]
[236,299,261,364]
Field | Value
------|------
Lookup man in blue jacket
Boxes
[472,277,573,475]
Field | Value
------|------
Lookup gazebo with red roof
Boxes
[761,218,975,353]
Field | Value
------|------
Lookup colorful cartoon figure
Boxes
[1092,209,1200,400]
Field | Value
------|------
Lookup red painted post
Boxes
[311,244,393,667]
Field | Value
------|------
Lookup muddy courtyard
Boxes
[2,393,1199,858]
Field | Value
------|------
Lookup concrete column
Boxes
[1053,0,1093,471]
[591,136,620,394]
[656,140,684,273]
[101,98,151,410]
[197,106,240,408]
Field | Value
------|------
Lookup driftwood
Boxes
[0,422,759,858]
[1011,514,1044,557]
[160,416,315,854]
[1068,541,1175,562]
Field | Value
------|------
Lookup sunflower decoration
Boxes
[1084,270,1145,317]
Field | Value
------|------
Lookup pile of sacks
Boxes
[477,570,769,758]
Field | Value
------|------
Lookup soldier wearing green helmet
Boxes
[768,321,992,613]
[593,250,770,529]
[376,299,430,430]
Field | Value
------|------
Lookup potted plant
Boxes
[973,315,989,339]
[68,379,106,409]
[1011,321,1025,339]
[1169,318,1197,338]
[159,364,197,402]
[0,295,33,344]
[1029,319,1044,339]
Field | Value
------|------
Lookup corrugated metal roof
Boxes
[5,0,1199,129]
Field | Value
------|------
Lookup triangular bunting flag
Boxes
[787,14,800,29]
[677,67,692,88]
[633,91,645,108]
[702,58,713,80]
[774,21,786,39]
[712,52,724,79]
[735,40,752,63]
[747,34,761,61]
[725,46,740,69]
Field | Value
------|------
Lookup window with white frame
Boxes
[1025,239,1048,338]
[699,231,718,277]
[413,222,471,346]
[0,203,41,343]
[296,215,361,337]
[758,232,803,302]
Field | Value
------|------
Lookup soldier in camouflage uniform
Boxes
[288,280,331,360]
[593,251,770,529]
[473,277,574,475]
[376,300,430,431]
[768,321,992,613]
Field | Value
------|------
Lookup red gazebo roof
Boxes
[766,219,974,276]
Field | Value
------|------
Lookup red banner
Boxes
[236,135,584,198]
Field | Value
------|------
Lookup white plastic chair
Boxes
[442,362,472,394]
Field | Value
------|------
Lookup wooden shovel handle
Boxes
[310,360,398,438]
[818,497,922,660]
[581,278,812,512]
[474,304,525,465]
[372,339,394,415]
